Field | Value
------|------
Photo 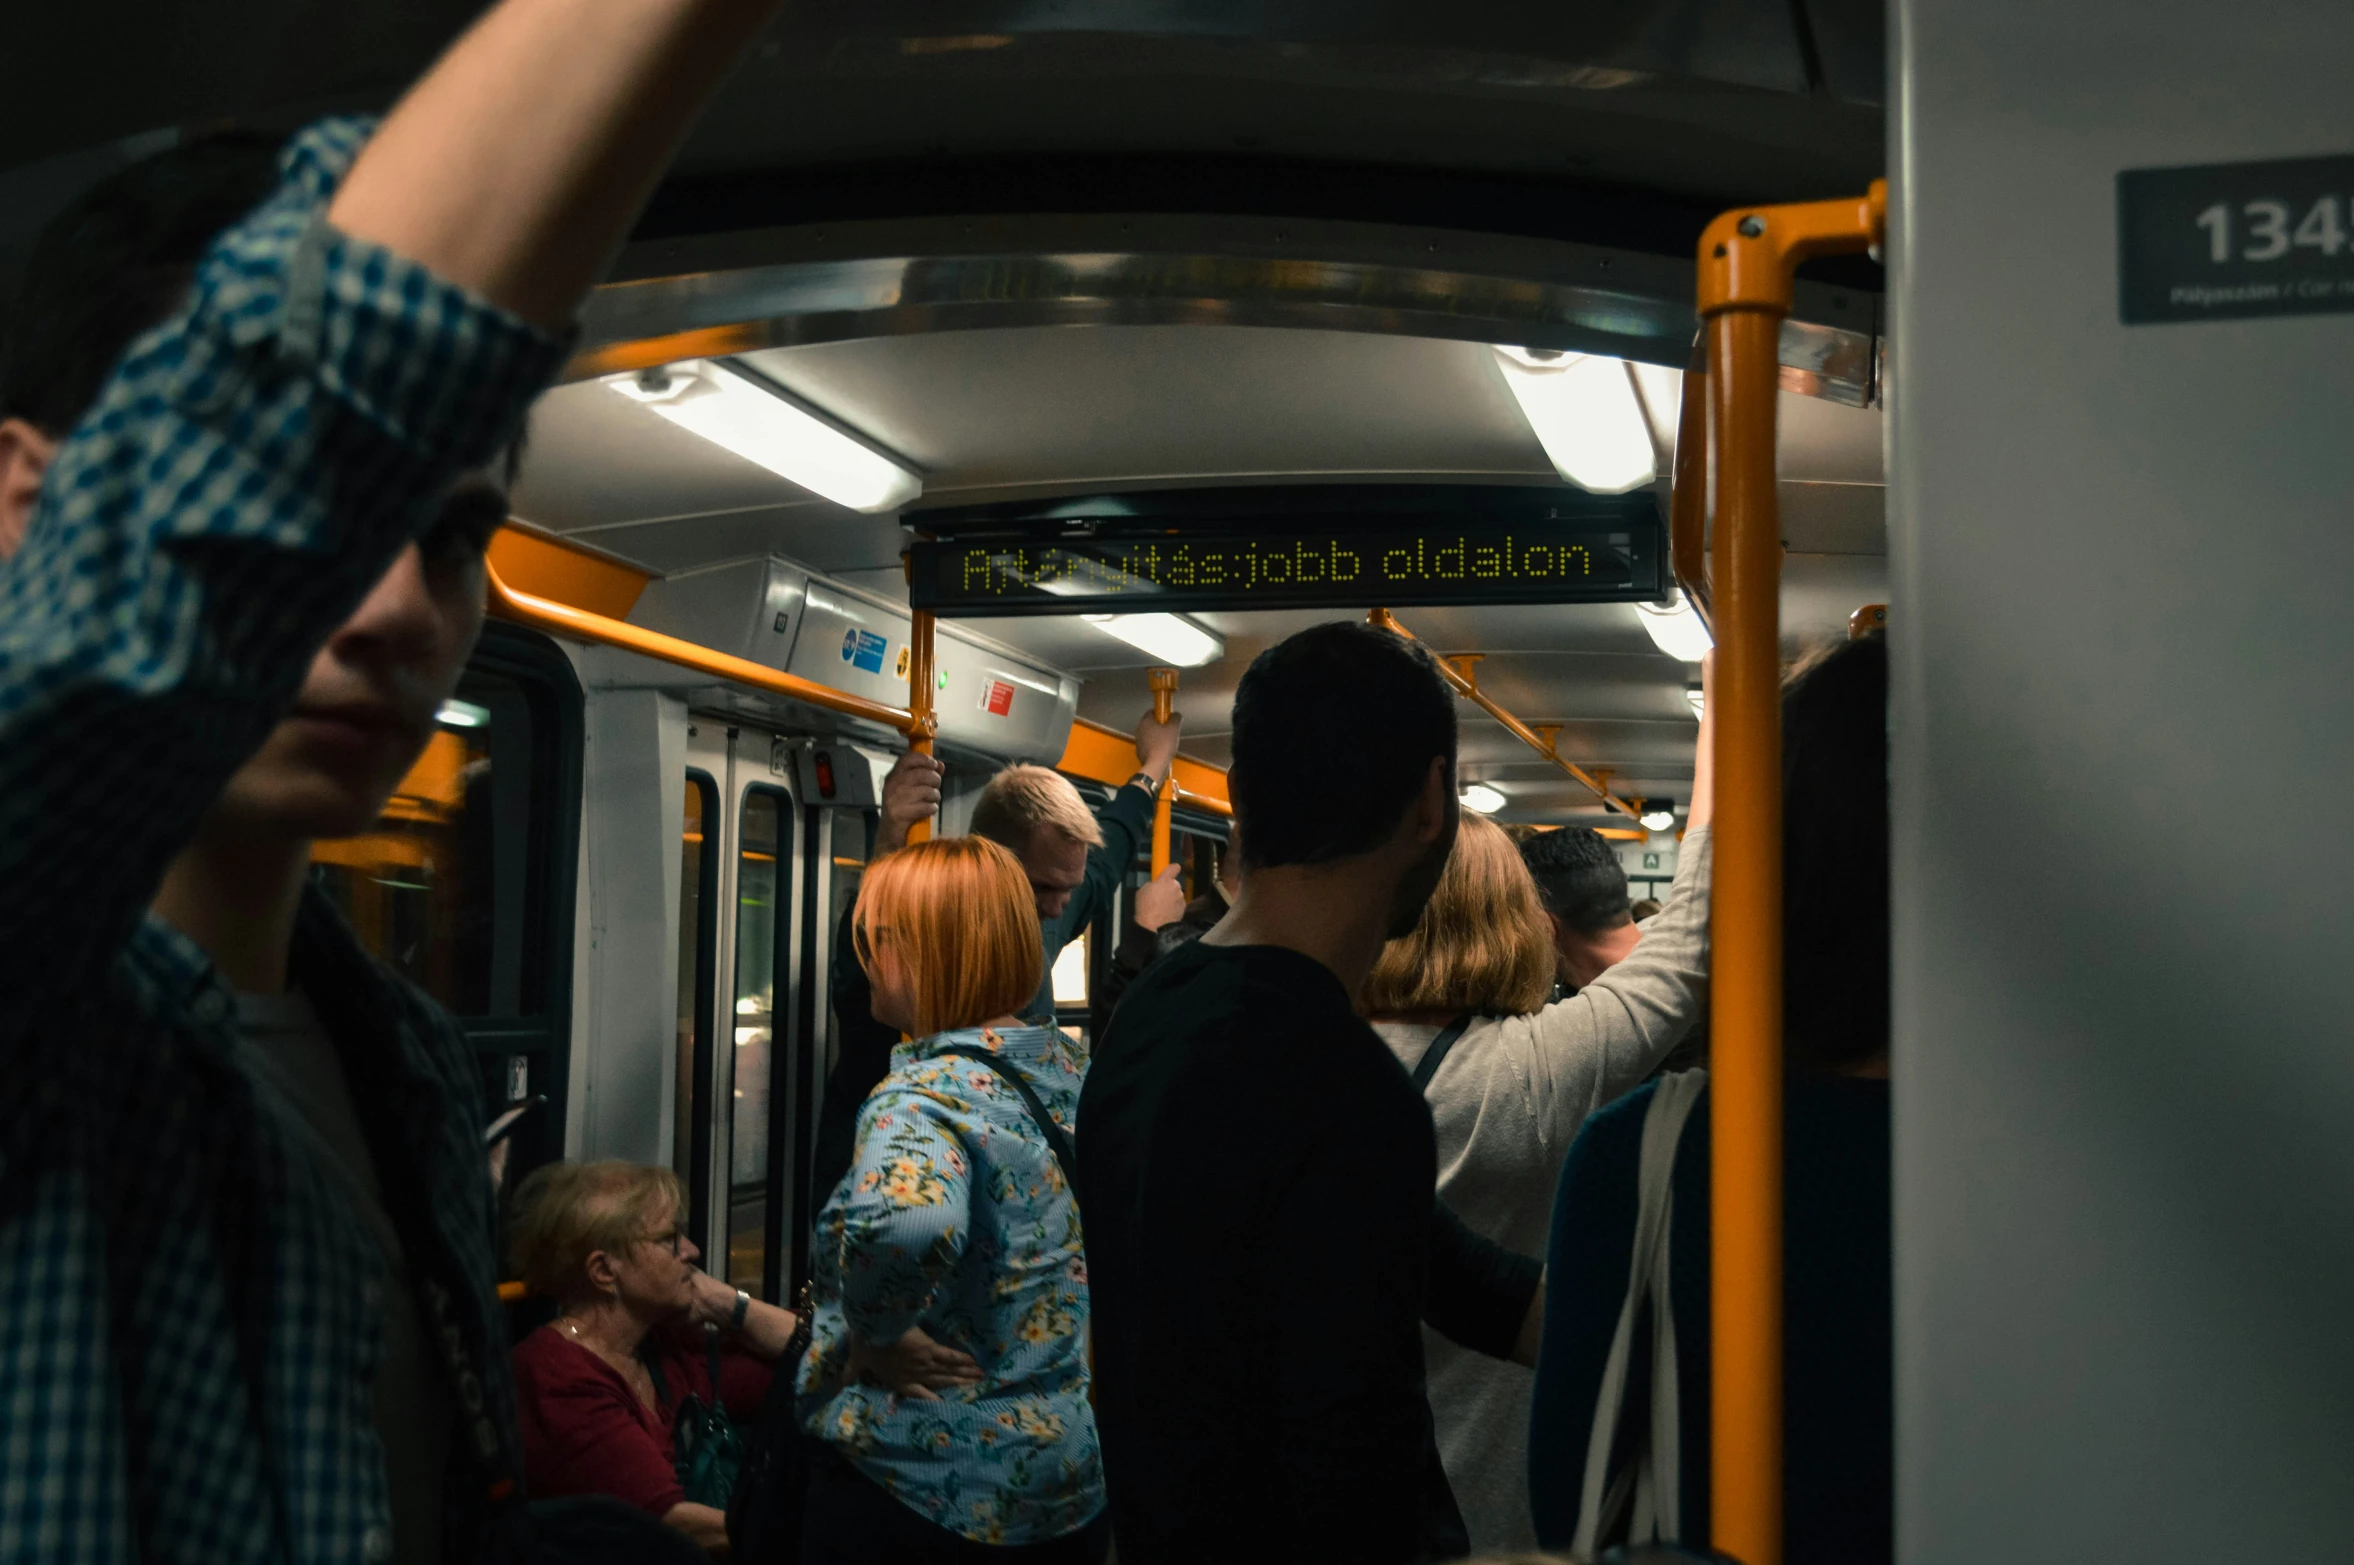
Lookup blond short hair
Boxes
[856,835,1046,1036]
[507,1160,683,1299]
[969,764,1103,853]
[1362,814,1557,1017]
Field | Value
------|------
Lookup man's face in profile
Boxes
[210,476,507,842]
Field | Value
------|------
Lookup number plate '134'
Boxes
[2119,152,2354,324]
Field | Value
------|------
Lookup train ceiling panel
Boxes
[508,315,1882,824]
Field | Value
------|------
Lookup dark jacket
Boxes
[1090,882,1230,1042]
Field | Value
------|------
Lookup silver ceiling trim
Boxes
[570,215,1883,408]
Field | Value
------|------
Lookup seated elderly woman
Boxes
[798,833,1107,1564]
[507,1161,799,1554]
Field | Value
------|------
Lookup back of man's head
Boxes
[970,764,1104,855]
[1521,826,1632,935]
[1,132,281,438]
[1229,621,1457,868]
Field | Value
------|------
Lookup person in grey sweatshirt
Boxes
[1364,661,1714,1552]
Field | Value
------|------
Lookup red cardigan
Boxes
[512,1325,774,1516]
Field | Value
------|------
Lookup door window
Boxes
[729,787,793,1297]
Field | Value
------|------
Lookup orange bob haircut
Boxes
[854,836,1045,1037]
[1362,813,1556,1017]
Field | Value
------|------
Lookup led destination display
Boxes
[908,491,1663,615]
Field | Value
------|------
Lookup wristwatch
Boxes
[1127,770,1159,793]
[730,1288,751,1331]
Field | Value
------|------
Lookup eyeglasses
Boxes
[643,1229,685,1257]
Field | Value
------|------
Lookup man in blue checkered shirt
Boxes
[0,2,788,1559]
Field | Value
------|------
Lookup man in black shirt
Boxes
[1077,621,1463,1564]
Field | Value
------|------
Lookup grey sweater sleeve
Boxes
[1519,825,1714,1145]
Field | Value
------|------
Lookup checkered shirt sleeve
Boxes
[0,116,567,1056]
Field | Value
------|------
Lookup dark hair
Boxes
[1,132,282,436]
[1520,826,1632,934]
[1782,636,1889,1071]
[1229,621,1457,868]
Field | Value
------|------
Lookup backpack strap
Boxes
[936,1044,1079,1191]
[1410,1015,1475,1094]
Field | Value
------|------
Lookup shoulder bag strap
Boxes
[936,1045,1079,1191]
[1409,1014,1475,1094]
[1571,1068,1709,1557]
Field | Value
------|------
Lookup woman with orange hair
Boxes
[795,835,1107,1564]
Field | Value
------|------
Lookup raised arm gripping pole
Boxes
[485,559,923,736]
[1148,668,1180,874]
[1698,181,1885,1565]
[1366,607,1645,822]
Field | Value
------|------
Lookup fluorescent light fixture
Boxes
[1685,683,1706,721]
[436,698,491,729]
[607,359,922,514]
[1640,798,1677,832]
[1078,612,1224,667]
[1638,592,1715,663]
[1493,346,1657,494]
[1460,783,1507,815]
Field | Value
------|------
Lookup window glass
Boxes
[675,775,716,1198]
[824,810,878,1064]
[729,788,792,1298]
[1051,934,1091,1006]
[312,675,540,1017]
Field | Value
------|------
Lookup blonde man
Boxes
[813,711,1179,1203]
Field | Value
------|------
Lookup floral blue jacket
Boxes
[798,1025,1100,1545]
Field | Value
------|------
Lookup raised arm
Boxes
[1065,708,1185,938]
[0,0,783,1049]
[1518,649,1718,1132]
[327,0,779,329]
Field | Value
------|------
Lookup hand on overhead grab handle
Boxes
[1134,707,1183,789]
[1133,863,1187,932]
[877,749,946,855]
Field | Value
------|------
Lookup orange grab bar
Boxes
[1367,608,1644,822]
[1057,716,1233,819]
[485,559,924,737]
[1148,669,1180,874]
[1698,181,1885,1565]
[904,604,940,844]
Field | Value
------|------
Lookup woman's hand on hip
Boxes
[849,1327,984,1400]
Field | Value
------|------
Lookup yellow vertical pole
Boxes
[1695,183,1884,1565]
[905,604,938,846]
[1148,668,1178,874]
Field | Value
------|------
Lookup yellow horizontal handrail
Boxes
[1367,608,1644,822]
[485,559,924,737]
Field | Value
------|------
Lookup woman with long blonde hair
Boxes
[797,834,1106,1564]
[1362,684,1715,1552]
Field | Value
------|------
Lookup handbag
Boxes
[725,1280,816,1564]
[647,1324,746,1511]
[1572,1068,1709,1556]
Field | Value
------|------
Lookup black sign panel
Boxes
[906,487,1663,616]
[2119,152,2354,324]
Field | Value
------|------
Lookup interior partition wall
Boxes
[1889,1,2354,1557]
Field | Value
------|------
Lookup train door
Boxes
[671,721,815,1304]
